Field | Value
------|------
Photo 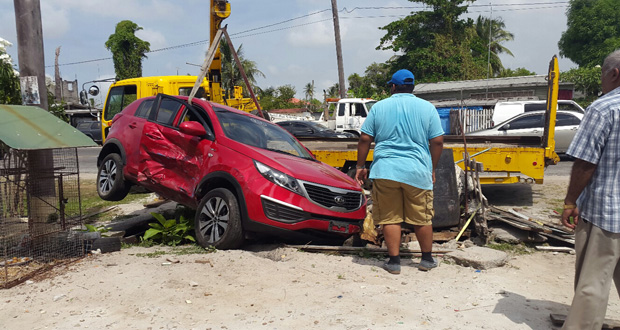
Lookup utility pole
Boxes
[14,0,55,235]
[331,0,346,99]
[55,46,62,102]
[14,0,48,110]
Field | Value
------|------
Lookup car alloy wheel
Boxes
[195,188,243,249]
[97,153,130,201]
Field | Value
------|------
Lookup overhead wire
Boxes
[47,1,570,68]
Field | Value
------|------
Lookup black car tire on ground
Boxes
[97,153,131,201]
[195,188,244,249]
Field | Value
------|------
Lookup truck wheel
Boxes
[195,188,244,249]
[97,153,130,201]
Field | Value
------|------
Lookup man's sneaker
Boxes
[418,257,438,271]
[382,262,401,275]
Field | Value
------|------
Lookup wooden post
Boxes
[330,0,346,98]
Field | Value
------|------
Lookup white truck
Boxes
[321,98,378,136]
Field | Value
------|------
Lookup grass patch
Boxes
[487,242,532,255]
[80,179,151,222]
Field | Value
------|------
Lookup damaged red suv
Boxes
[97,94,366,249]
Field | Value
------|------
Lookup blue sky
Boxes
[0,0,575,104]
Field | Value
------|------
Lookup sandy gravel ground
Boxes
[1,173,620,330]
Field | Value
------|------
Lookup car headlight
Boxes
[254,161,302,195]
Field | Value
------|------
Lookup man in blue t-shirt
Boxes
[355,69,444,275]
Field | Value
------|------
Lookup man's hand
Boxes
[561,207,579,230]
[355,168,368,186]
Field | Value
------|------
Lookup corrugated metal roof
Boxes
[414,75,572,94]
[0,104,97,150]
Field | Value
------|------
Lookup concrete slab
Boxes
[445,245,509,270]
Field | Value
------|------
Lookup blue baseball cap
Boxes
[387,69,415,85]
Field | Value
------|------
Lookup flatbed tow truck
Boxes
[302,56,561,186]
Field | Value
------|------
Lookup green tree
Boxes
[105,20,150,80]
[256,85,298,110]
[558,0,620,67]
[348,62,391,98]
[220,39,265,98]
[561,66,602,106]
[498,67,536,77]
[303,82,315,102]
[378,0,487,82]
[474,16,514,76]
[0,37,21,105]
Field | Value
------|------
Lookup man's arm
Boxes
[561,158,597,229]
[355,133,374,185]
[429,135,444,183]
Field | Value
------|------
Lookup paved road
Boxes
[77,146,100,175]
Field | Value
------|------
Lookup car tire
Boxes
[97,153,130,201]
[195,188,244,249]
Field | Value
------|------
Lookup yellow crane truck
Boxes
[302,56,561,186]
[97,0,256,142]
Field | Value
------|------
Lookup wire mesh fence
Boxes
[1,144,86,288]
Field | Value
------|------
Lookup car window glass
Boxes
[77,122,90,129]
[177,104,212,132]
[179,87,206,99]
[338,103,345,116]
[155,99,183,126]
[135,99,155,118]
[293,123,307,129]
[104,85,137,121]
[556,113,581,126]
[214,108,313,159]
[524,103,546,112]
[91,122,100,129]
[505,115,543,130]
[354,103,367,117]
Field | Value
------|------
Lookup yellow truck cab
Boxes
[101,76,208,141]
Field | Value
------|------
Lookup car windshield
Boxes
[215,109,314,160]
[366,101,377,111]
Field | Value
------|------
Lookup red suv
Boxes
[97,94,366,248]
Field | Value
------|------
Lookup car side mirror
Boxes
[500,124,510,130]
[179,121,207,137]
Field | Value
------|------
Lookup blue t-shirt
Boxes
[360,93,444,190]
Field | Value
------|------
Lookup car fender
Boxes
[97,138,127,167]
[195,171,249,224]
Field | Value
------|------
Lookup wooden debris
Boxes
[288,245,454,256]
[535,246,575,253]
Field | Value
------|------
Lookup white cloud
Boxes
[136,28,167,50]
[40,2,70,38]
[286,12,334,47]
[46,0,183,20]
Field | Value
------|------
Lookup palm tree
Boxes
[303,82,315,102]
[219,39,265,98]
[475,16,514,76]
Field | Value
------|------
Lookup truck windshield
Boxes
[214,110,314,160]
[365,101,377,111]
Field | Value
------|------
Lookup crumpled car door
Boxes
[137,96,214,206]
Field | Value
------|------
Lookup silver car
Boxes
[467,110,583,153]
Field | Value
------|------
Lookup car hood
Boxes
[268,153,360,190]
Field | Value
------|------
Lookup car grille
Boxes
[262,198,308,223]
[301,182,362,212]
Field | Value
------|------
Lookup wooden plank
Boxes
[404,231,460,242]
[535,246,575,253]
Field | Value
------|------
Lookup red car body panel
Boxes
[102,95,366,240]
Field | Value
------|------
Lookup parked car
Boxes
[97,94,366,249]
[467,110,583,153]
[492,100,585,126]
[75,120,103,144]
[276,120,354,138]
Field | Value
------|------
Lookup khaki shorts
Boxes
[371,179,434,226]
